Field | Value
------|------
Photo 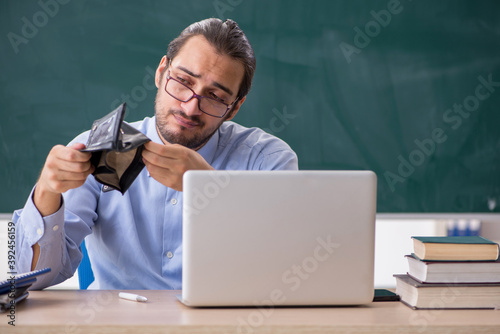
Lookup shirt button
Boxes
[53,225,59,231]
[36,228,43,236]
[166,251,174,259]
[171,198,177,205]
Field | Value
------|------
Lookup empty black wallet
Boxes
[81,103,150,194]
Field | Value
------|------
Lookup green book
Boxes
[411,236,499,261]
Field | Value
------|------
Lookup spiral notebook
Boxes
[0,268,51,312]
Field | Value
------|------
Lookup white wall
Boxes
[374,219,444,287]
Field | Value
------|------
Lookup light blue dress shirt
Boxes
[13,117,298,290]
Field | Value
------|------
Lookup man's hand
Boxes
[142,141,214,191]
[34,143,94,217]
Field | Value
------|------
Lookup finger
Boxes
[69,142,87,151]
[53,144,93,163]
[44,171,90,187]
[143,141,164,153]
[45,153,94,174]
[40,166,93,194]
[144,141,185,159]
[58,160,95,174]
[142,148,175,169]
[53,169,93,182]
[144,162,182,192]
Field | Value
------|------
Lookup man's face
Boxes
[154,35,245,149]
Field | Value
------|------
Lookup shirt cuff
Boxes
[21,187,65,247]
[13,186,66,282]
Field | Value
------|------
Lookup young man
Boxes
[13,18,297,290]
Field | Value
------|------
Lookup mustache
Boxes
[168,109,203,125]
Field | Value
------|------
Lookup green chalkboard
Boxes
[1,0,499,213]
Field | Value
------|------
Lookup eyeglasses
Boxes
[164,70,239,118]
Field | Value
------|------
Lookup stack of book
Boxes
[394,236,500,309]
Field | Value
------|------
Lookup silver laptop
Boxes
[180,170,377,307]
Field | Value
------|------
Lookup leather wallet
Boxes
[81,103,150,194]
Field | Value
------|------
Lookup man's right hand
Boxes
[33,143,94,217]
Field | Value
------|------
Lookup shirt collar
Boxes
[147,117,164,144]
[196,127,219,165]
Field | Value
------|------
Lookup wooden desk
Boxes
[2,290,499,333]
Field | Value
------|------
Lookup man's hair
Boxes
[166,18,256,99]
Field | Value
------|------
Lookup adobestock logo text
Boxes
[385,74,499,191]
[339,0,407,64]
[7,0,71,54]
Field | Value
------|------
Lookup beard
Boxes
[154,95,224,150]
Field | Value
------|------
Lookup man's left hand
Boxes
[142,141,214,191]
